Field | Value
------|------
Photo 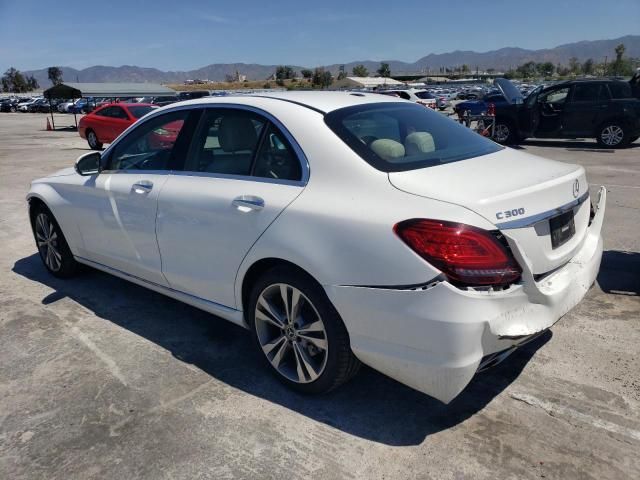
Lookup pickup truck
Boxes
[490,76,640,148]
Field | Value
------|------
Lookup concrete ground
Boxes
[0,113,639,480]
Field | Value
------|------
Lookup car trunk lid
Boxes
[388,148,591,275]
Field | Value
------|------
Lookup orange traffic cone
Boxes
[46,117,52,131]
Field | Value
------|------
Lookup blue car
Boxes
[68,98,90,114]
[454,92,507,116]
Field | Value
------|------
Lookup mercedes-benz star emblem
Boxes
[572,179,580,198]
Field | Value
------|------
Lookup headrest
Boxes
[370,139,405,162]
[218,116,258,152]
[404,132,435,155]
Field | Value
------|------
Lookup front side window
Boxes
[108,110,188,171]
[325,102,502,172]
[541,87,569,105]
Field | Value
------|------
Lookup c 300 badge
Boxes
[496,208,525,220]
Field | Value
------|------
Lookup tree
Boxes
[537,62,555,77]
[275,65,296,81]
[337,71,347,80]
[47,66,63,85]
[300,69,313,79]
[461,64,470,74]
[312,67,332,88]
[1,67,29,93]
[376,62,391,77]
[568,57,581,76]
[610,43,633,76]
[352,64,368,77]
[26,75,39,90]
[515,61,537,78]
[582,58,595,76]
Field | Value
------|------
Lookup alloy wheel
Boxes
[254,283,328,384]
[35,213,62,272]
[88,131,98,149]
[600,125,624,146]
[494,124,510,142]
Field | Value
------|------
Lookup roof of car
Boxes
[178,91,406,114]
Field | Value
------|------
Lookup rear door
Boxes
[156,107,306,308]
[562,83,610,136]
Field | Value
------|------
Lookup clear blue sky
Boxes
[0,0,638,71]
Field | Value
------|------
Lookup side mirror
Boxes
[75,151,102,176]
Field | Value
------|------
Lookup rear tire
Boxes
[86,129,103,150]
[596,122,629,148]
[31,204,79,278]
[247,266,360,394]
[493,119,517,144]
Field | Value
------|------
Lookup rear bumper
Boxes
[325,187,606,403]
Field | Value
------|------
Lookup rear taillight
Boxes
[394,219,521,286]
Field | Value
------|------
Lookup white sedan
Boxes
[27,92,606,403]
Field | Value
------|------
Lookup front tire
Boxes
[248,266,360,394]
[596,122,629,148]
[86,129,103,150]
[31,204,79,278]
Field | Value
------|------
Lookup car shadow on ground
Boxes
[517,139,639,153]
[597,250,640,296]
[13,253,550,446]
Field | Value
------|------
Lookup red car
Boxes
[79,103,158,150]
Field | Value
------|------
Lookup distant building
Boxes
[333,76,403,89]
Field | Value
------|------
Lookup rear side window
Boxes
[184,109,303,181]
[184,109,266,176]
[128,106,157,118]
[608,82,633,99]
[253,124,302,181]
[572,84,609,102]
[325,102,502,172]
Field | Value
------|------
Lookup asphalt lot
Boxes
[1,112,639,480]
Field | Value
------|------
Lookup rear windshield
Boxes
[324,102,502,172]
[128,106,157,118]
[415,91,435,99]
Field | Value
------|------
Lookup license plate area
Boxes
[549,210,575,249]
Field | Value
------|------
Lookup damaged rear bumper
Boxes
[324,187,606,404]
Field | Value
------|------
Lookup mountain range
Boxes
[23,35,640,86]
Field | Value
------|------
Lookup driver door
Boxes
[76,109,193,285]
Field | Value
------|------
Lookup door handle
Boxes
[232,195,265,211]
[132,180,153,194]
